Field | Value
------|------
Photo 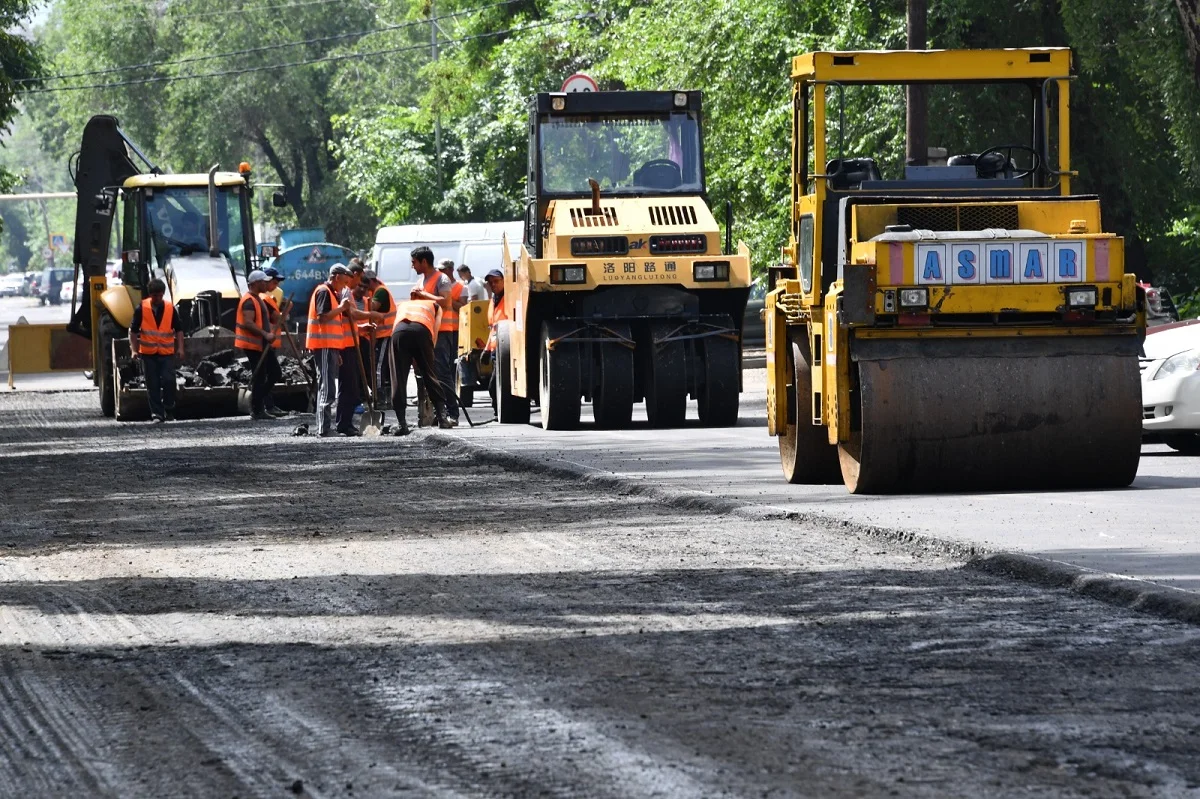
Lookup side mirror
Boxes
[271,191,288,208]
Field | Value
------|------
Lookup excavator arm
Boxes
[68,115,152,339]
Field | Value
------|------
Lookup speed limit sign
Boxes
[561,73,598,93]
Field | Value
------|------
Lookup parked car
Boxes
[0,273,25,297]
[1141,319,1200,453]
[37,266,73,306]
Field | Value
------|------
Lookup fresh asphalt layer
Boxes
[435,369,1200,620]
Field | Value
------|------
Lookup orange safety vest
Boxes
[235,293,267,352]
[260,294,282,349]
[305,283,354,350]
[422,272,457,333]
[396,299,442,343]
[373,281,398,340]
[137,298,176,356]
[485,292,507,352]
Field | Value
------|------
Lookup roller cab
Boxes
[497,90,752,429]
[765,49,1145,493]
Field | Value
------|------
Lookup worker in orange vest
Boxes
[128,277,184,424]
[410,248,458,426]
[259,266,290,416]
[482,268,508,406]
[389,297,452,435]
[236,270,277,420]
[306,263,355,436]
[363,270,396,401]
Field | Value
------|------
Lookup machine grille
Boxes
[648,205,699,226]
[897,204,1019,232]
[569,207,619,227]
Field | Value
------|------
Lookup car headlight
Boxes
[1154,348,1200,380]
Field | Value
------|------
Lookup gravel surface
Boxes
[1,392,1199,797]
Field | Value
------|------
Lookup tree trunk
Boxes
[1175,0,1200,88]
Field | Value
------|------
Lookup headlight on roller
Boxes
[693,261,730,282]
[1154,349,1200,380]
[898,288,928,309]
[551,264,587,284]
[1067,287,1098,308]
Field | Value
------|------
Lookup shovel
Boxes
[354,331,384,436]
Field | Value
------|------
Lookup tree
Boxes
[0,0,42,212]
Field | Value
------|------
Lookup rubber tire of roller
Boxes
[495,322,530,425]
[642,321,687,428]
[1163,433,1200,455]
[780,337,841,484]
[98,315,116,418]
[456,361,474,408]
[592,323,634,430]
[540,321,582,430]
[697,330,739,427]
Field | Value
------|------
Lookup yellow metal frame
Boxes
[766,47,1140,449]
[124,173,247,189]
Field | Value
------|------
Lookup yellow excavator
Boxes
[69,115,305,419]
[495,90,752,429]
[765,48,1144,493]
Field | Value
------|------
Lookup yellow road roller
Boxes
[765,48,1145,493]
[495,90,752,429]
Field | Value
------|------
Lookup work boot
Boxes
[251,411,272,421]
[436,416,454,430]
[446,417,459,428]
[392,423,411,436]
[266,406,289,418]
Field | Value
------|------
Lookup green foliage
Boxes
[9,0,1200,297]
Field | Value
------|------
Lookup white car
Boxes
[0,273,25,297]
[1141,320,1200,453]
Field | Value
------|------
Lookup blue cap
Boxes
[485,269,504,280]
[263,266,284,280]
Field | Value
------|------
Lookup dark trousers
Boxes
[262,348,283,409]
[434,330,459,419]
[336,345,360,432]
[374,338,391,404]
[242,348,273,415]
[389,322,446,428]
[142,354,176,420]
[358,337,374,400]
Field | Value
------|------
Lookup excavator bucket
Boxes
[836,336,1143,493]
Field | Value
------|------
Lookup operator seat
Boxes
[948,152,1011,179]
[632,160,683,190]
[826,158,882,190]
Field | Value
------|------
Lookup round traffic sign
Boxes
[561,73,598,93]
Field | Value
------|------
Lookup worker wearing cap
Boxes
[306,263,356,436]
[236,270,277,420]
[411,248,458,426]
[389,296,452,434]
[129,277,184,424]
[259,266,290,417]
[363,270,396,401]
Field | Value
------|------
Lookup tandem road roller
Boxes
[765,48,1145,493]
[494,90,752,429]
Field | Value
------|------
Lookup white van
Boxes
[370,221,523,289]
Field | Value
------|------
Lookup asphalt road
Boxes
[446,370,1200,596]
[2,392,1200,797]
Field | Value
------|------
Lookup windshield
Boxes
[145,186,248,275]
[539,112,703,195]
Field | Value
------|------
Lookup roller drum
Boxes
[839,336,1142,493]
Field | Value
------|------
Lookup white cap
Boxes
[247,269,269,284]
